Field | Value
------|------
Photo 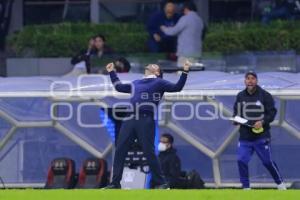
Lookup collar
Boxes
[143,74,157,79]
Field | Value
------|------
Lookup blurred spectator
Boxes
[160,1,203,67]
[261,0,300,24]
[147,1,180,55]
[114,57,131,73]
[69,34,114,75]
[152,133,205,189]
[100,57,131,74]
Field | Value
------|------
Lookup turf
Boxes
[0,189,300,200]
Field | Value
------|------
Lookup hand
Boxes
[106,62,115,72]
[153,33,161,42]
[160,25,167,31]
[254,121,263,129]
[233,122,239,126]
[88,39,95,51]
[183,60,192,71]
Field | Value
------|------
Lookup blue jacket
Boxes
[109,71,187,114]
[147,11,180,40]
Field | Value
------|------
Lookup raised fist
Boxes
[106,62,115,72]
[183,60,192,71]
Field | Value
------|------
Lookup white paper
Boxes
[230,116,248,124]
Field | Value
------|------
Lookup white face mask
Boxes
[158,142,167,152]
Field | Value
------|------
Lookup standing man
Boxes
[160,1,203,67]
[104,61,191,189]
[233,71,286,190]
[147,1,180,54]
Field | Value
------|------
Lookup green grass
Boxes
[0,189,300,200]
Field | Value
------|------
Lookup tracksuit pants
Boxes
[237,138,284,188]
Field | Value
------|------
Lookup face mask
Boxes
[158,142,168,152]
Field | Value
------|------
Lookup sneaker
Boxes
[155,183,170,189]
[102,184,121,189]
[243,188,251,190]
[277,183,287,190]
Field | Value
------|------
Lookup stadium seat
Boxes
[77,158,108,188]
[45,158,76,189]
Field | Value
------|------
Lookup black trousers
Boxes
[111,113,165,185]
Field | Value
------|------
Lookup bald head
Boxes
[164,2,176,19]
[145,64,161,77]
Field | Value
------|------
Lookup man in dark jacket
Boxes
[233,71,286,190]
[147,1,180,54]
[155,133,205,189]
[156,133,185,188]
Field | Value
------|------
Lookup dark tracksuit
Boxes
[157,148,187,188]
[233,85,284,188]
[109,71,188,186]
[147,11,180,53]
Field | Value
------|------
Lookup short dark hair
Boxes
[161,0,175,8]
[114,57,131,73]
[183,1,197,12]
[161,133,174,144]
[163,0,175,7]
[93,34,106,42]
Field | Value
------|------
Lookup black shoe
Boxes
[102,184,121,189]
[155,183,170,189]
